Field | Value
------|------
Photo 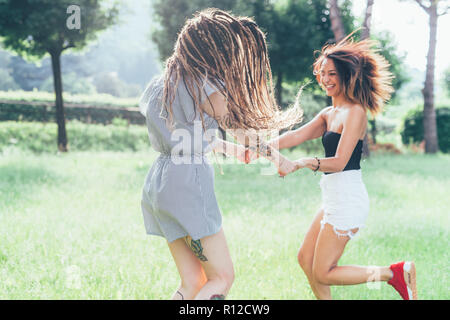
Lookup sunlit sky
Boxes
[352,0,450,77]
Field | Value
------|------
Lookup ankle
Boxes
[382,266,394,282]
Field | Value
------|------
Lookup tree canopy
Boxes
[151,0,356,105]
[0,0,119,151]
[0,0,118,57]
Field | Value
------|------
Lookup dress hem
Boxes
[145,225,223,243]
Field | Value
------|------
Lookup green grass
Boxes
[0,149,448,299]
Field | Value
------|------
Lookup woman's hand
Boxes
[277,157,299,177]
[244,148,260,164]
[294,158,307,170]
[212,139,249,163]
[236,144,248,163]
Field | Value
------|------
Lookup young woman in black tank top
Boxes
[265,35,417,300]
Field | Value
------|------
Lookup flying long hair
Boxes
[161,8,303,130]
[313,33,394,116]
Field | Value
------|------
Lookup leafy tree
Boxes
[444,67,450,96]
[0,0,118,151]
[151,0,354,106]
[257,0,354,106]
[0,68,19,90]
[93,72,142,98]
[152,0,238,62]
[8,55,52,91]
[40,72,97,95]
[0,48,19,90]
[373,31,409,100]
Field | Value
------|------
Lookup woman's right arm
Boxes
[269,107,330,150]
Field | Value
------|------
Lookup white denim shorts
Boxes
[319,170,369,239]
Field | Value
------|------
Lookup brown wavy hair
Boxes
[313,34,394,116]
[162,8,303,130]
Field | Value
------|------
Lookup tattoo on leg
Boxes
[177,290,184,300]
[185,237,208,261]
[210,294,225,300]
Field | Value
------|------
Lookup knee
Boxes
[312,266,332,285]
[210,267,235,290]
[181,272,206,293]
[297,248,313,273]
[221,267,235,289]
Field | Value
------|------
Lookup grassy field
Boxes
[0,148,448,300]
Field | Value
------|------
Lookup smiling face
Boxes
[320,58,341,97]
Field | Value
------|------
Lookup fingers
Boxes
[244,149,250,164]
[278,156,309,177]
[244,148,259,164]
[295,160,305,170]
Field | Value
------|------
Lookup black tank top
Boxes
[322,131,363,175]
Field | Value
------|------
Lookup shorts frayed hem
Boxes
[320,218,365,240]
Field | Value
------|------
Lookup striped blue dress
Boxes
[140,76,222,242]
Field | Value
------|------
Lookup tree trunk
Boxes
[369,119,377,144]
[329,0,346,42]
[275,70,283,108]
[362,132,370,158]
[361,0,374,40]
[50,51,68,152]
[422,3,439,153]
[361,0,375,158]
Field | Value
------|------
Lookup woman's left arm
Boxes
[211,138,246,163]
[299,107,367,173]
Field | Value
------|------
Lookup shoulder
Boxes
[347,104,367,121]
[343,104,367,135]
[318,106,333,118]
[322,106,334,113]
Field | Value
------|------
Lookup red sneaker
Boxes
[387,261,417,300]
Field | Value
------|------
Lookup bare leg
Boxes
[167,238,207,300]
[184,228,234,300]
[312,223,393,296]
[297,208,331,299]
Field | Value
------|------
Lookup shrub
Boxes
[0,121,150,153]
[401,105,450,153]
[93,72,143,98]
[0,102,146,125]
[0,69,19,91]
[40,72,97,95]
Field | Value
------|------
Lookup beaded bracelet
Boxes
[313,156,320,173]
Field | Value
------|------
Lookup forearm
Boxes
[246,139,289,167]
[212,138,242,158]
[224,129,290,167]
[269,126,320,150]
[269,130,299,150]
[302,156,347,173]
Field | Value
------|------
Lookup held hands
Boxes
[244,146,307,177]
[294,159,307,170]
[235,144,248,163]
[244,148,259,164]
[277,157,306,177]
